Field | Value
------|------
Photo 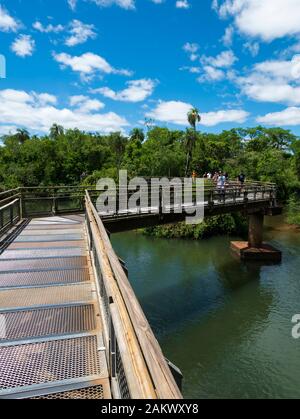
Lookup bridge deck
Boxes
[0,215,111,399]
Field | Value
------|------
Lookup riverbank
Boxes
[143,213,247,241]
[143,210,300,241]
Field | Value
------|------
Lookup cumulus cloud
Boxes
[65,20,97,46]
[33,21,64,33]
[11,35,35,57]
[146,100,249,126]
[89,0,135,9]
[214,0,300,42]
[92,79,157,102]
[53,52,132,81]
[237,55,300,105]
[0,5,20,32]
[0,89,129,134]
[176,1,190,9]
[257,107,300,126]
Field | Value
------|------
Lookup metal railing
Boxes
[95,181,278,219]
[0,195,21,237]
[85,191,182,399]
[0,182,278,234]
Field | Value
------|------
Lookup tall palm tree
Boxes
[185,108,201,176]
[50,123,64,140]
[15,128,30,144]
[188,108,201,131]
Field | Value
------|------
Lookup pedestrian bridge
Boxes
[0,182,281,399]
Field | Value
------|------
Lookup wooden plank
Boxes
[86,199,157,399]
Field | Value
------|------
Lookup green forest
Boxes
[1,121,300,235]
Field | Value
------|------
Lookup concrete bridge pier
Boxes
[231,211,282,262]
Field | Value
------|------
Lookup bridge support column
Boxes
[231,211,282,263]
[248,211,264,248]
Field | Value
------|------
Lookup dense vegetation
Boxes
[1,123,300,232]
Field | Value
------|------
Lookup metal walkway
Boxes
[0,215,111,399]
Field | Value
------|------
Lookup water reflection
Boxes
[112,225,300,399]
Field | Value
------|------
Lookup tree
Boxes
[130,128,145,143]
[185,108,201,176]
[50,124,64,140]
[15,128,30,144]
[109,132,127,173]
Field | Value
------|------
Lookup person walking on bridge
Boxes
[217,172,226,202]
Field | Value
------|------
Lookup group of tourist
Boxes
[192,171,246,202]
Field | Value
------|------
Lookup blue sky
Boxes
[1,0,300,135]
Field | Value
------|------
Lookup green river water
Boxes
[111,217,300,399]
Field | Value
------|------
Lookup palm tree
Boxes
[50,123,64,140]
[15,128,30,144]
[188,108,201,131]
[185,108,201,176]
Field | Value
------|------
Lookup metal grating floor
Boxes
[0,215,111,399]
[15,234,83,243]
[0,336,107,391]
[25,224,82,230]
[0,256,88,272]
[20,229,83,236]
[9,241,85,249]
[0,268,90,288]
[0,304,96,341]
[31,384,105,399]
[0,283,93,309]
[0,248,85,260]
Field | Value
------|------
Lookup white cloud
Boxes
[257,107,300,126]
[176,1,190,9]
[237,55,300,105]
[197,66,225,82]
[69,95,105,112]
[0,89,128,134]
[222,25,234,47]
[65,20,97,46]
[243,41,259,57]
[11,35,35,58]
[68,0,77,10]
[183,42,199,61]
[201,50,237,68]
[33,21,64,33]
[53,52,132,81]
[0,5,20,32]
[194,50,237,83]
[146,100,249,126]
[202,109,249,126]
[214,0,300,42]
[90,0,135,9]
[93,79,156,102]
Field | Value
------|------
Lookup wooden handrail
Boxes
[85,191,182,400]
[0,198,19,212]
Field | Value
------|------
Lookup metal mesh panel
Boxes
[24,199,53,216]
[0,336,106,391]
[0,257,88,272]
[25,225,82,231]
[0,304,96,341]
[116,341,131,399]
[0,248,85,260]
[9,241,84,249]
[0,283,93,309]
[31,385,104,399]
[15,234,82,243]
[20,229,82,236]
[0,268,90,288]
